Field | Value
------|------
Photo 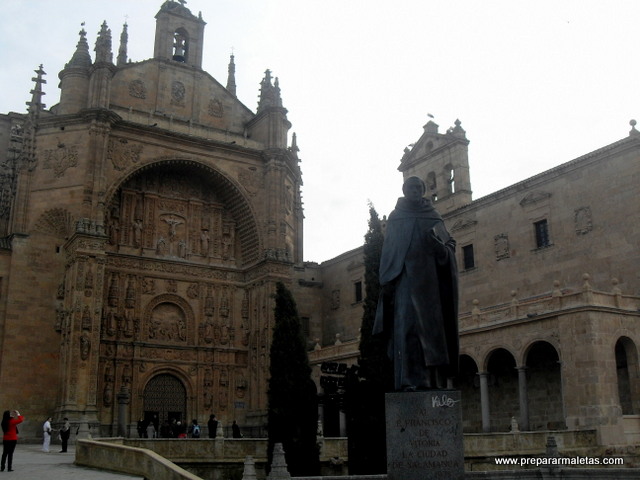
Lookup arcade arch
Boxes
[458,354,481,432]
[524,341,564,430]
[616,336,640,415]
[486,348,518,432]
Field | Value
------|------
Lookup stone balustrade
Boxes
[460,275,639,332]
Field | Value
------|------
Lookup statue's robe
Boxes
[373,197,459,391]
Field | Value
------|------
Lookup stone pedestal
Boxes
[385,390,464,480]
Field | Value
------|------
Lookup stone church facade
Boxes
[1,0,639,451]
[0,1,303,435]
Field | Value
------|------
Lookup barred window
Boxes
[534,219,550,248]
[462,244,475,270]
[354,281,363,303]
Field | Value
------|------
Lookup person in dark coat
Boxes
[232,420,242,438]
[207,414,218,439]
[59,418,71,453]
[373,176,459,391]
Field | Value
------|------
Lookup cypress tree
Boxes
[358,203,392,386]
[346,204,392,474]
[267,282,320,476]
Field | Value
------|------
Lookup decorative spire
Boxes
[226,53,237,97]
[26,64,47,117]
[450,119,466,139]
[117,23,128,66]
[257,69,283,113]
[66,27,92,68]
[94,21,113,64]
[289,132,300,159]
[19,64,47,172]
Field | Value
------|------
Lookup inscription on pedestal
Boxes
[385,390,464,480]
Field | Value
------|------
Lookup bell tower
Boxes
[154,0,206,68]
[398,118,473,214]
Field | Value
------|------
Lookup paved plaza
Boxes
[2,443,143,480]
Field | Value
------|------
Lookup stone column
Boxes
[339,404,347,437]
[116,387,130,437]
[517,366,530,431]
[479,372,491,433]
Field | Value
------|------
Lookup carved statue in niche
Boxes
[125,277,136,308]
[81,306,92,330]
[201,321,214,343]
[219,290,230,318]
[123,310,134,338]
[108,274,119,307]
[156,237,167,255]
[177,317,187,341]
[116,312,126,337]
[84,265,94,297]
[80,334,91,360]
[221,223,235,260]
[103,383,113,407]
[122,363,132,387]
[236,373,248,398]
[103,310,116,337]
[142,278,155,295]
[107,205,120,245]
[132,219,143,247]
[166,279,177,293]
[200,229,210,256]
[178,239,187,258]
[220,325,230,345]
[204,288,214,317]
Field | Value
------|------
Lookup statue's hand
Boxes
[430,228,448,257]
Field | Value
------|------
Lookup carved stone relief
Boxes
[143,294,194,345]
[171,81,186,106]
[34,208,75,238]
[43,145,79,177]
[128,79,147,99]
[574,206,593,235]
[208,98,224,117]
[494,233,510,260]
[107,138,143,171]
[109,167,241,264]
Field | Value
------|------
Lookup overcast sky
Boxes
[1,1,638,262]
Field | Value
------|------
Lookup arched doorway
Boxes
[616,337,640,415]
[144,373,187,437]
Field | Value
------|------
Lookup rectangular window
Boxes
[354,281,363,303]
[462,244,475,270]
[534,219,550,248]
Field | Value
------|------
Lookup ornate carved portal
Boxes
[95,162,273,430]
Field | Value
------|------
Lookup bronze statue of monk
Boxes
[374,176,459,391]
